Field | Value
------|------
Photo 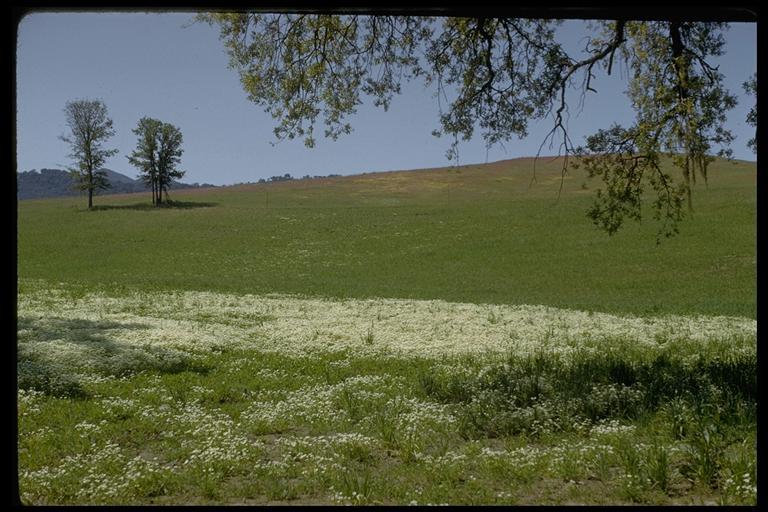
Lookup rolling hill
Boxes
[16,156,756,318]
[16,168,216,200]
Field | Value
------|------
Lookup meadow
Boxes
[16,157,757,504]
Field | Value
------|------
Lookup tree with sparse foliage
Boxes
[743,74,756,154]
[200,13,751,241]
[127,117,163,205]
[59,99,119,209]
[156,122,185,205]
[127,118,185,206]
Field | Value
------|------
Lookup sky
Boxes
[16,12,757,186]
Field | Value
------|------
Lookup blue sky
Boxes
[16,12,756,186]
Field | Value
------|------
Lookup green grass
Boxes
[16,156,756,505]
[17,156,756,318]
[17,290,756,505]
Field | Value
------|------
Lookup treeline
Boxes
[249,173,342,184]
[17,169,81,200]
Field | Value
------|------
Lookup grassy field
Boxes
[18,156,756,317]
[16,157,757,505]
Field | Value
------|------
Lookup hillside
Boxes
[17,168,216,200]
[17,156,756,318]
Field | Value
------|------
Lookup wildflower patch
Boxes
[17,280,756,505]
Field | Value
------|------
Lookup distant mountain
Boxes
[17,168,216,200]
[103,169,140,186]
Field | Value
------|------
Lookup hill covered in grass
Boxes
[16,156,756,318]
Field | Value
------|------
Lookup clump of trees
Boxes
[60,99,186,209]
[254,172,342,184]
[127,117,185,206]
[60,99,119,209]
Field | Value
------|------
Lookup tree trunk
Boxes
[157,184,163,205]
[88,188,93,209]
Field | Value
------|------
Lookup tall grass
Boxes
[419,347,756,439]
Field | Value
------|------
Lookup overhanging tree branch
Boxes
[199,13,741,240]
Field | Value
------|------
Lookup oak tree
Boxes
[200,13,752,240]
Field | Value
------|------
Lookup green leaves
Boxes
[743,74,756,153]
[578,21,737,240]
[60,99,118,205]
[127,117,184,205]
[203,14,741,238]
[127,117,162,184]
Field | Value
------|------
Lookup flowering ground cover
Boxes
[17,280,756,505]
[17,157,756,504]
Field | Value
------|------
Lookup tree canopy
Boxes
[127,117,162,204]
[200,13,754,240]
[59,99,118,209]
[127,117,185,206]
[743,73,757,154]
